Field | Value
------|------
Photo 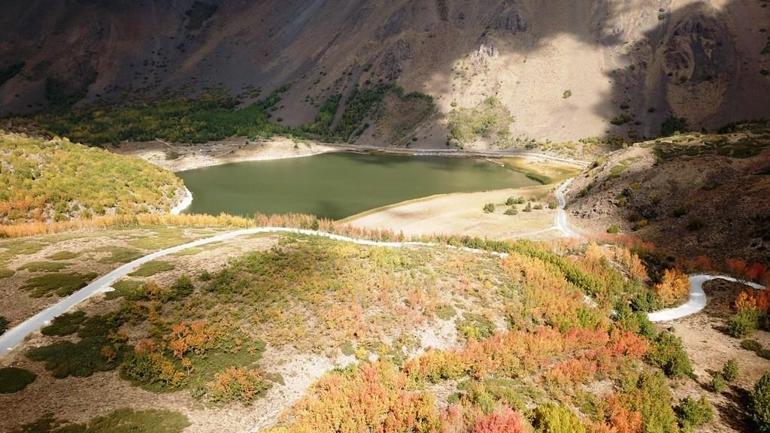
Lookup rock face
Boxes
[0,0,768,144]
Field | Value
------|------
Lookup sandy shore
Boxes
[112,136,589,173]
[111,137,337,172]
[344,184,563,240]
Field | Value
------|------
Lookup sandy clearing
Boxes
[344,185,558,240]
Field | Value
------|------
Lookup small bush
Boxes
[168,275,195,301]
[41,311,86,336]
[751,373,770,432]
[129,261,175,277]
[435,304,456,320]
[742,339,763,352]
[722,359,739,382]
[0,316,8,334]
[19,261,70,272]
[622,371,679,433]
[532,404,586,433]
[504,207,518,216]
[675,396,714,430]
[523,202,532,212]
[728,309,760,338]
[631,291,663,312]
[0,367,36,393]
[456,313,496,341]
[661,116,688,136]
[711,373,727,393]
[647,331,693,378]
[22,272,98,297]
[606,225,620,234]
[206,367,272,404]
[27,314,124,378]
[11,409,190,433]
[483,203,496,214]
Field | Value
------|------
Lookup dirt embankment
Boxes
[112,137,337,172]
[566,128,770,263]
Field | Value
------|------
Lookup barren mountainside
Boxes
[1,0,769,146]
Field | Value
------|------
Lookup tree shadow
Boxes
[715,384,754,431]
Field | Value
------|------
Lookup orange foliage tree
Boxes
[653,268,690,306]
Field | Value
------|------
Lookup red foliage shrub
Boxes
[472,406,529,433]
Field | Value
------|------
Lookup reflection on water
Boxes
[179,152,538,220]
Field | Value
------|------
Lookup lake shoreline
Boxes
[112,136,589,173]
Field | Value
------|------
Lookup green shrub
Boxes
[675,396,714,430]
[129,261,175,277]
[722,359,739,382]
[27,314,124,378]
[168,276,195,300]
[0,316,8,334]
[435,304,456,320]
[504,207,519,216]
[456,378,527,414]
[41,311,87,336]
[742,339,763,352]
[97,247,144,264]
[448,97,514,147]
[728,309,760,338]
[606,225,620,234]
[47,251,80,260]
[532,404,586,433]
[105,279,146,300]
[751,373,770,432]
[622,371,679,433]
[647,331,693,378]
[483,203,496,214]
[523,202,533,212]
[10,409,190,433]
[710,373,727,393]
[19,261,70,272]
[22,272,98,297]
[0,268,14,279]
[631,291,663,312]
[661,116,688,136]
[615,304,656,338]
[0,367,36,393]
[456,313,496,341]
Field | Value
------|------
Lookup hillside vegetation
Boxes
[8,85,434,146]
[0,132,183,224]
[2,226,736,432]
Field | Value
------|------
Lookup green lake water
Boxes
[178,152,538,220]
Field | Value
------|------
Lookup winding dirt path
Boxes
[552,179,765,322]
[1,179,761,355]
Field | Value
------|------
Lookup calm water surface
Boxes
[179,152,538,220]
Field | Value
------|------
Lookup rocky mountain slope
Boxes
[1,0,769,146]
